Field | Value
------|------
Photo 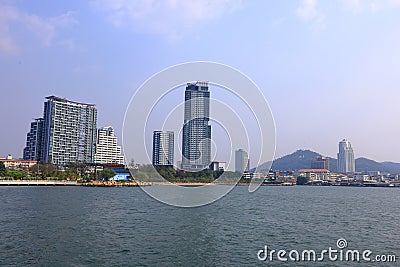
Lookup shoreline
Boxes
[1,180,399,188]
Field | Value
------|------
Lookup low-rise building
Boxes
[103,164,131,181]
[0,155,37,170]
[242,171,264,180]
[329,172,347,182]
[298,169,330,181]
[209,161,226,171]
[354,174,371,182]
[311,156,330,170]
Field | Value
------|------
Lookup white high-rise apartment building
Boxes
[94,126,125,165]
[42,96,97,165]
[337,139,355,173]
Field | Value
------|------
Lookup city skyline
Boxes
[14,93,400,168]
[14,94,396,169]
[1,2,400,162]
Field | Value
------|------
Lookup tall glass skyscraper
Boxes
[152,131,174,166]
[181,82,211,170]
[337,139,355,173]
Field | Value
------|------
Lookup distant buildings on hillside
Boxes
[311,156,330,170]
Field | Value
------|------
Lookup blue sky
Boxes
[1,0,400,163]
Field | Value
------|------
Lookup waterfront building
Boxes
[0,155,37,170]
[42,96,97,165]
[103,165,130,181]
[367,171,380,177]
[337,139,355,173]
[152,131,174,166]
[329,172,346,182]
[23,96,97,165]
[209,161,226,171]
[242,171,264,180]
[23,118,44,160]
[354,174,371,182]
[94,126,124,165]
[311,156,330,170]
[298,169,330,181]
[181,82,211,170]
[235,149,249,172]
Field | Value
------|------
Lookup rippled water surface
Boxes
[0,186,399,266]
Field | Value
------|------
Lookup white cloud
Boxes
[296,0,318,20]
[341,0,363,12]
[0,4,77,54]
[0,35,16,54]
[295,0,400,31]
[272,17,286,26]
[295,0,325,30]
[92,0,243,41]
[341,0,400,13]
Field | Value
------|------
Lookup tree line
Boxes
[0,161,116,181]
[130,164,244,183]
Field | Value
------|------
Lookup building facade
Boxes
[152,131,174,166]
[181,82,211,170]
[0,155,37,170]
[311,156,330,170]
[235,148,249,172]
[23,96,97,166]
[337,139,355,173]
[209,161,226,171]
[298,169,330,181]
[23,118,44,160]
[94,126,124,165]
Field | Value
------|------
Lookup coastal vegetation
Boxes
[296,176,309,185]
[131,164,244,183]
[0,160,246,184]
[0,162,6,176]
[0,161,116,181]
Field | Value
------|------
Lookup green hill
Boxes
[257,149,400,174]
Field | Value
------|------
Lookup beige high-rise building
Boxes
[94,126,124,165]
